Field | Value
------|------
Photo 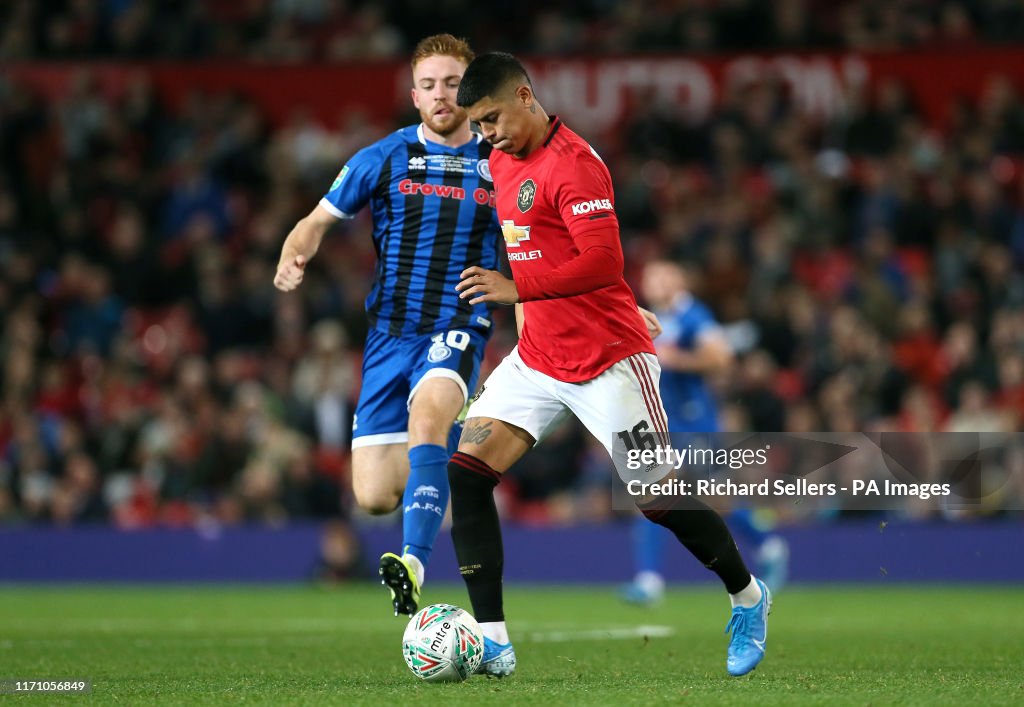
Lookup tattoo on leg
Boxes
[461,420,494,445]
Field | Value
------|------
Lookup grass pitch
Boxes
[1,584,1022,705]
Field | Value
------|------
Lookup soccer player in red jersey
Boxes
[449,52,771,678]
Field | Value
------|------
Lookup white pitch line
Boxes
[1,617,395,633]
[527,625,675,643]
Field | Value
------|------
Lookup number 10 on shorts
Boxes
[427,330,470,363]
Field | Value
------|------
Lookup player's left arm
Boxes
[456,152,626,306]
[512,151,625,301]
[456,265,519,305]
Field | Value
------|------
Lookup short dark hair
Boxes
[456,52,532,108]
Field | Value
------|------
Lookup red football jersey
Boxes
[490,117,654,382]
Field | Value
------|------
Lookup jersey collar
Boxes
[417,123,483,149]
[542,115,562,148]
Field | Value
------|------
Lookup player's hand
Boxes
[638,307,663,339]
[456,266,519,305]
[274,254,308,292]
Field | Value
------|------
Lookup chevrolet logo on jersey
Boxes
[501,220,531,247]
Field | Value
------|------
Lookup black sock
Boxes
[448,452,504,622]
[640,497,752,594]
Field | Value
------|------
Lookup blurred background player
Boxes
[450,52,771,678]
[621,259,790,605]
[273,34,501,616]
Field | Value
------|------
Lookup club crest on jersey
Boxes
[517,179,536,212]
[501,220,531,247]
[477,159,492,182]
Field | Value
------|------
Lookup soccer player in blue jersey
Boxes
[273,34,501,616]
[621,259,790,605]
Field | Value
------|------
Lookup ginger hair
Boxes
[411,34,474,69]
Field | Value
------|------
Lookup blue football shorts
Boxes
[351,327,489,449]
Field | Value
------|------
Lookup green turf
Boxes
[0,584,1022,705]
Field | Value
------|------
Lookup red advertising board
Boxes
[5,48,1023,133]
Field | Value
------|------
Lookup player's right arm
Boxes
[274,204,337,292]
[659,334,732,374]
[659,308,733,374]
[638,307,662,339]
[273,141,386,292]
[514,303,524,337]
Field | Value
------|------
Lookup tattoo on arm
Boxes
[461,420,494,445]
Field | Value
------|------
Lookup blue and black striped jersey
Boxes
[320,124,501,337]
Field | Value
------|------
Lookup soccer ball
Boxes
[402,603,484,682]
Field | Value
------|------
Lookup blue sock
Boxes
[402,444,450,568]
[633,514,669,576]
[727,507,769,547]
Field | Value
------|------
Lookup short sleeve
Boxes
[550,149,619,236]
[319,143,386,219]
[680,304,723,348]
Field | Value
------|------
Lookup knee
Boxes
[352,483,400,515]
[408,378,465,445]
[408,413,450,447]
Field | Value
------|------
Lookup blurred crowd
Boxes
[2,31,1024,531]
[3,0,1024,61]
[0,69,378,530]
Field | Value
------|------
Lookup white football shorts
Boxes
[466,346,670,455]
